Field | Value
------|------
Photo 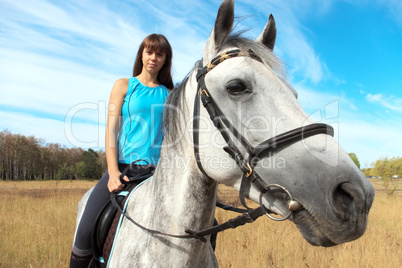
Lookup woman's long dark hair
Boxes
[132,34,174,90]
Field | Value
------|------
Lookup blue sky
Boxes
[0,0,401,168]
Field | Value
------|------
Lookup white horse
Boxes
[75,0,374,267]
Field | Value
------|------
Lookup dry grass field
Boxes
[0,179,400,268]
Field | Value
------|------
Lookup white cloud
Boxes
[0,110,104,147]
[0,48,116,120]
[366,93,402,112]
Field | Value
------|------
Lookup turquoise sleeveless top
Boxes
[117,77,169,165]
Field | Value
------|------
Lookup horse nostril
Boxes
[332,182,365,222]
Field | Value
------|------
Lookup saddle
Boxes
[90,162,155,267]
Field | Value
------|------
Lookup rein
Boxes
[112,187,268,242]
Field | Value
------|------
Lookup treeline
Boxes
[0,130,106,181]
[1,129,400,181]
[362,157,402,179]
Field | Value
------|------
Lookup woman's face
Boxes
[141,47,166,75]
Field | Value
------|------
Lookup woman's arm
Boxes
[105,78,129,192]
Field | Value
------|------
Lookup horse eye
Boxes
[226,81,249,95]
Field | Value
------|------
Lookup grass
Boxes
[0,179,401,267]
[0,180,96,268]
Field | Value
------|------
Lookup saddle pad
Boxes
[91,191,129,266]
[102,196,125,264]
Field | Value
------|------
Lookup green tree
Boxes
[81,149,102,179]
[348,153,360,169]
[370,158,387,178]
[369,157,402,179]
[361,168,371,177]
[55,163,75,180]
[72,161,86,180]
[387,157,402,178]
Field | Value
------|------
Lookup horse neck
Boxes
[132,146,218,239]
[114,151,218,266]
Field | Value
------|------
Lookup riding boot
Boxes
[69,251,92,268]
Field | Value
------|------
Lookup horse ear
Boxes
[203,0,234,62]
[256,14,276,50]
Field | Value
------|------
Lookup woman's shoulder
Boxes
[112,78,130,91]
[114,78,130,87]
[110,78,130,95]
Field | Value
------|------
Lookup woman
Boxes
[70,34,173,267]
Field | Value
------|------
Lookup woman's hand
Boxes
[107,170,129,192]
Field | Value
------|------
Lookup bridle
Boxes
[113,48,335,243]
[193,48,334,220]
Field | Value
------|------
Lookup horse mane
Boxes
[163,35,286,148]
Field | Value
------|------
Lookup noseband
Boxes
[193,49,334,220]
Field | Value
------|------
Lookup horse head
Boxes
[164,0,374,247]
